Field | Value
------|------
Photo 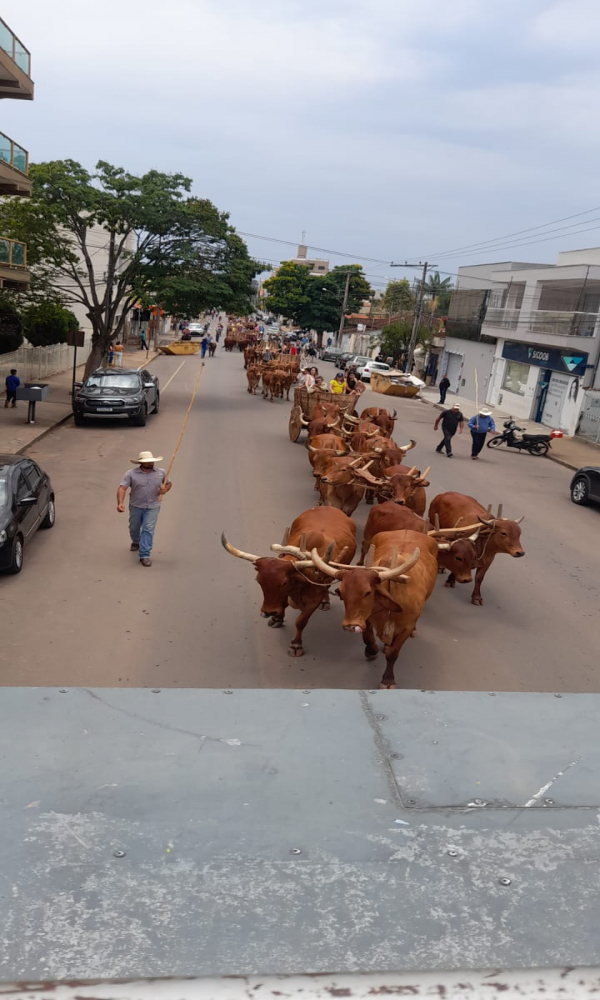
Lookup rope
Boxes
[159,362,205,500]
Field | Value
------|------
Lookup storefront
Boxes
[488,340,589,435]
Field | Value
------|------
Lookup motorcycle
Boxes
[487,419,553,457]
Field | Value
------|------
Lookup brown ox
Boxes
[355,463,430,516]
[223,336,235,352]
[428,492,525,606]
[246,364,261,394]
[379,439,417,467]
[302,415,341,440]
[310,530,438,688]
[308,433,348,493]
[360,503,431,562]
[360,406,398,436]
[222,507,356,657]
[208,341,217,357]
[313,401,344,422]
[318,455,368,515]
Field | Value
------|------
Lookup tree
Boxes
[381,279,415,317]
[263,262,372,346]
[424,271,453,313]
[0,297,23,354]
[0,159,261,375]
[328,264,372,318]
[377,320,429,365]
[22,301,79,347]
[263,261,312,321]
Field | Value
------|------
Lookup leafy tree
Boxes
[424,271,452,298]
[263,261,312,320]
[0,159,261,375]
[328,264,372,317]
[382,279,414,317]
[0,297,23,354]
[22,301,79,347]
[264,262,372,346]
[377,320,429,365]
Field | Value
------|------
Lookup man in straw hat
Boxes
[468,408,496,460]
[117,451,172,566]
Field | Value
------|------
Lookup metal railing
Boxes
[0,130,28,174]
[0,16,31,75]
[0,970,597,1000]
[0,236,27,268]
[524,309,598,338]
[483,306,521,329]
[0,342,92,383]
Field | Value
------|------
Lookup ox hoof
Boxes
[365,651,378,661]
[379,681,397,690]
[268,618,284,628]
[319,601,331,611]
[444,579,456,588]
[288,646,304,658]
[471,596,483,606]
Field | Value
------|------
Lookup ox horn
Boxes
[281,526,290,546]
[398,439,416,452]
[300,416,309,426]
[308,444,318,452]
[436,542,451,551]
[391,409,397,419]
[468,527,482,542]
[418,465,431,481]
[309,547,341,578]
[406,466,419,477]
[364,544,376,568]
[327,416,341,428]
[271,544,310,557]
[376,547,420,581]
[221,532,260,563]
[515,515,524,524]
[434,513,440,530]
[477,515,495,528]
[334,449,347,456]
[343,413,359,423]
[354,467,384,485]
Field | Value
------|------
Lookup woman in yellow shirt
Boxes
[329,372,345,394]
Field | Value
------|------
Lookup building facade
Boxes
[442,250,600,436]
[0,14,33,290]
[291,243,329,275]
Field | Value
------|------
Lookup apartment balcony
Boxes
[524,310,598,338]
[0,237,29,288]
[0,131,30,195]
[484,306,520,330]
[0,17,33,100]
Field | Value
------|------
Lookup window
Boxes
[85,374,139,389]
[16,473,31,502]
[22,461,42,491]
[503,361,529,396]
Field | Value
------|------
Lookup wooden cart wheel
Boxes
[289,405,303,442]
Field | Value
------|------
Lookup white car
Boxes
[357,361,391,381]
[187,323,205,336]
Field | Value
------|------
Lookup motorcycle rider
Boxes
[468,408,496,459]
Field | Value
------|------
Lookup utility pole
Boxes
[390,261,436,373]
[336,270,351,348]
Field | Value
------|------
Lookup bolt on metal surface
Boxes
[113,850,126,858]
[498,877,512,886]
[290,848,302,855]
[447,849,459,858]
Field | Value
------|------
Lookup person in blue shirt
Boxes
[468,408,496,459]
[4,369,20,408]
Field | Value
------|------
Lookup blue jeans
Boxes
[129,506,160,558]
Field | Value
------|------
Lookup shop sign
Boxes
[502,341,588,377]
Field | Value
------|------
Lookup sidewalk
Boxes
[420,386,599,472]
[0,347,159,455]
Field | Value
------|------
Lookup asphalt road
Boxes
[2,338,599,692]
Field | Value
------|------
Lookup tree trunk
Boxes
[83,317,111,379]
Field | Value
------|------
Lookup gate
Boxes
[577,391,600,444]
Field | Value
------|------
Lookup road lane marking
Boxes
[162,360,187,391]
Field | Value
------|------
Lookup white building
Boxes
[291,243,329,275]
[442,249,600,437]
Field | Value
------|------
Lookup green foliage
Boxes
[382,279,415,316]
[22,301,79,347]
[0,159,262,373]
[0,297,23,354]
[424,271,452,298]
[377,320,429,363]
[264,262,372,343]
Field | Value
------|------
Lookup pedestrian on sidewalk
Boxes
[4,369,20,408]
[139,329,148,352]
[113,341,124,367]
[468,408,496,459]
[107,344,115,367]
[434,403,464,457]
[438,373,450,404]
[117,451,172,567]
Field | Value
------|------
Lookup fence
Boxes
[0,340,92,383]
[576,390,600,445]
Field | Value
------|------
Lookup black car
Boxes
[320,347,344,363]
[0,456,55,574]
[570,466,600,505]
[73,368,160,426]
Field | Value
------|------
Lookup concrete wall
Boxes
[440,336,496,402]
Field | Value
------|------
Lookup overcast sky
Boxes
[4,0,600,290]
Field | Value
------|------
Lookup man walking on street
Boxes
[434,402,464,457]
[468,408,496,459]
[201,334,209,359]
[117,451,172,567]
[4,369,20,408]
[438,372,450,404]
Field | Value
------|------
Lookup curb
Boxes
[17,412,73,455]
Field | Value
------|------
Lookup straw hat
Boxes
[131,450,163,464]
[479,408,492,417]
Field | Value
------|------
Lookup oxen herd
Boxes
[223,366,525,688]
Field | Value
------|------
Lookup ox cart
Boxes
[288,387,356,442]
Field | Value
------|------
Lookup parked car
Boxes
[73,368,160,427]
[0,455,55,574]
[357,361,391,381]
[320,347,344,362]
[187,323,204,335]
[347,355,372,370]
[570,467,600,506]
